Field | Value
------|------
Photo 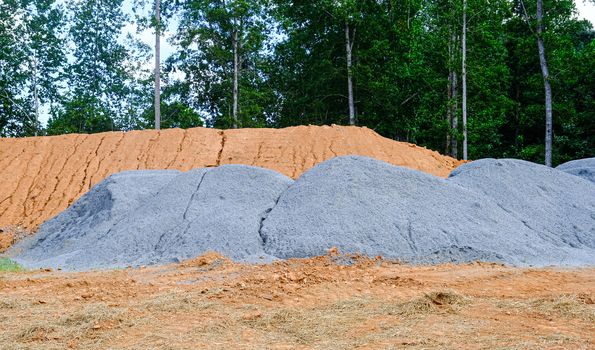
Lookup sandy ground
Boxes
[1,252,593,350]
[0,125,461,232]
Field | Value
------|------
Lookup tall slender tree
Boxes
[154,0,161,130]
[461,0,468,160]
[0,0,30,136]
[345,21,355,125]
[536,0,552,166]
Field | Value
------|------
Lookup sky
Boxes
[576,0,595,24]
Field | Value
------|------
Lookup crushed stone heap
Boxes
[261,156,595,266]
[12,166,292,270]
[556,157,595,184]
[449,158,595,250]
[9,156,595,270]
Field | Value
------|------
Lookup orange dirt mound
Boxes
[0,125,461,231]
[0,231,14,253]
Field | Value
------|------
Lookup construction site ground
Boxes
[1,253,593,349]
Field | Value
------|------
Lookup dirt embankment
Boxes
[0,125,461,231]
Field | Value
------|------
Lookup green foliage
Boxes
[166,0,274,128]
[0,0,593,164]
[268,0,593,163]
[0,258,23,272]
[47,95,114,134]
[0,0,65,136]
[56,0,150,133]
[504,0,594,164]
[141,102,204,129]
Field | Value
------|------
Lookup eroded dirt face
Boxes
[0,126,461,232]
[1,253,593,349]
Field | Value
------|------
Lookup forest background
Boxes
[1,0,594,165]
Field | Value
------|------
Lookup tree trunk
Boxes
[33,58,39,137]
[536,0,552,166]
[451,68,458,159]
[448,28,458,159]
[232,27,239,129]
[154,0,161,130]
[461,0,468,160]
[446,71,452,155]
[345,22,355,126]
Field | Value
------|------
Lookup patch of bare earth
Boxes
[0,254,593,349]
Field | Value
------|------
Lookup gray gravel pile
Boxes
[10,156,595,270]
[12,165,292,270]
[261,156,595,266]
[449,159,595,252]
[10,170,180,264]
[556,157,595,184]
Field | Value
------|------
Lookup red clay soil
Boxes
[0,253,593,349]
[0,231,13,252]
[0,125,461,231]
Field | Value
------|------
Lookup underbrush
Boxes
[0,258,23,272]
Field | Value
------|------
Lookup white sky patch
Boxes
[576,0,595,25]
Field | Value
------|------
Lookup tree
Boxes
[0,0,30,136]
[155,0,161,130]
[48,0,136,134]
[167,0,273,128]
[271,0,363,126]
[535,0,553,166]
[333,0,359,126]
[141,101,204,128]
[519,0,553,166]
[448,6,459,158]
[461,0,468,160]
[508,0,590,165]
[24,0,66,135]
[0,0,65,136]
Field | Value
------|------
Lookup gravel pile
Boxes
[13,166,292,270]
[10,156,595,270]
[261,156,595,266]
[556,157,595,184]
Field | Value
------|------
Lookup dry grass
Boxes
[242,292,469,348]
[61,303,126,328]
[3,302,131,349]
[1,262,592,349]
[497,293,595,322]
[381,290,469,317]
[246,298,372,345]
[141,291,216,313]
[16,323,56,342]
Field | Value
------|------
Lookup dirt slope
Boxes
[0,125,461,231]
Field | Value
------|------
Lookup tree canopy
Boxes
[0,0,593,165]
